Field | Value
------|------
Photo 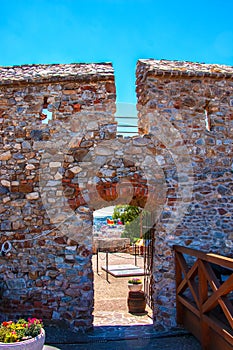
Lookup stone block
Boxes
[26,192,39,200]
[0,151,11,161]
[6,278,26,290]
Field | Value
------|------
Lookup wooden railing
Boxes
[174,245,233,350]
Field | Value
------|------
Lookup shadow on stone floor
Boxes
[43,322,201,349]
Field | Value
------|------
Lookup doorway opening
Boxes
[92,205,153,326]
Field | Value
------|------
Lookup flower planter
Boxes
[0,328,45,350]
[128,283,143,292]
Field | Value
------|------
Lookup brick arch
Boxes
[61,138,169,216]
[64,175,151,212]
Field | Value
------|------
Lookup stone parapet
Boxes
[0,62,115,86]
[137,59,233,80]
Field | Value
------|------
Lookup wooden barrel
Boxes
[127,291,146,313]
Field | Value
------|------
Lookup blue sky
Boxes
[0,0,233,103]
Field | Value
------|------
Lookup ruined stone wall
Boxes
[136,59,233,329]
[0,63,116,330]
[0,62,163,331]
[1,59,232,332]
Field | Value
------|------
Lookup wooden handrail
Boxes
[173,245,233,269]
[173,245,233,350]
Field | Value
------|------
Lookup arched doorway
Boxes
[58,131,167,330]
[92,205,153,326]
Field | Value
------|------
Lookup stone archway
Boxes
[38,107,190,330]
[92,204,152,327]
[55,131,174,329]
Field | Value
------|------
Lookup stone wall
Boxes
[0,63,116,330]
[0,59,232,332]
[0,62,162,331]
[93,238,130,253]
[136,59,233,329]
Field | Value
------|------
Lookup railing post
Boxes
[96,248,99,275]
[175,250,183,325]
[134,243,137,266]
[198,259,210,350]
[106,251,109,283]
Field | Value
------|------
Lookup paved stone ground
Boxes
[44,334,201,349]
[43,324,201,349]
[43,252,201,349]
[93,252,153,326]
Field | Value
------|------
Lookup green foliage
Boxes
[0,326,16,343]
[112,205,141,243]
[121,215,141,243]
[113,205,153,244]
[112,205,141,225]
[128,277,142,284]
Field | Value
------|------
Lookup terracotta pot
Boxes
[0,328,45,350]
[128,283,143,292]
